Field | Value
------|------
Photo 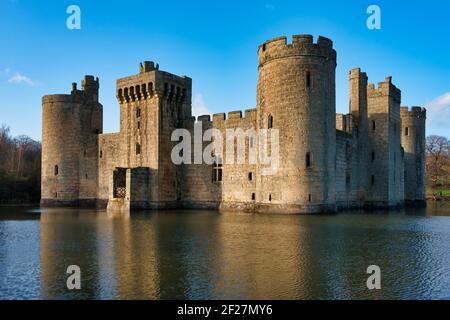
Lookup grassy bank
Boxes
[427,188,450,200]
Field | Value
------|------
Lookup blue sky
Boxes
[1,0,449,140]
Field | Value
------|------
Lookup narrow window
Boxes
[248,172,253,181]
[405,127,409,136]
[306,71,311,88]
[137,121,140,129]
[136,108,141,118]
[371,174,375,186]
[371,151,375,162]
[306,152,311,168]
[148,82,153,95]
[99,150,103,158]
[372,120,376,131]
[85,173,88,179]
[269,194,272,201]
[251,193,255,200]
[268,114,273,129]
[213,157,223,182]
[83,149,87,157]
[136,143,141,155]
[54,165,59,176]
[308,194,311,202]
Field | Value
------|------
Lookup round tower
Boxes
[400,106,426,205]
[256,35,337,213]
[41,76,102,206]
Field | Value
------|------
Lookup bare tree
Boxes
[426,135,449,188]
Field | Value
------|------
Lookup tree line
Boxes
[0,125,41,203]
[426,135,450,196]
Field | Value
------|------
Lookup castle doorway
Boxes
[113,168,127,198]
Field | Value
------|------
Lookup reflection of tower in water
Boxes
[40,209,132,299]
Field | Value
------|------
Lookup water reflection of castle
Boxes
[39,209,431,299]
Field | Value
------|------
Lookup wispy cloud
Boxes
[8,72,36,87]
[426,92,450,129]
[192,93,212,118]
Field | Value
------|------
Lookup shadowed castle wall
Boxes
[400,106,426,204]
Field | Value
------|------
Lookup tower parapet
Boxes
[368,76,401,103]
[258,35,336,67]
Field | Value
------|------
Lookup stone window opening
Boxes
[268,114,273,129]
[54,165,59,176]
[99,150,103,158]
[136,85,141,100]
[83,149,87,157]
[372,120,376,131]
[269,194,272,201]
[405,127,409,136]
[306,71,311,88]
[148,82,153,95]
[306,152,312,168]
[371,174,375,186]
[252,193,255,200]
[248,172,253,181]
[262,43,266,51]
[136,107,141,118]
[371,151,375,162]
[249,136,254,148]
[85,173,88,179]
[137,121,140,130]
[212,156,223,182]
[308,194,311,202]
[142,83,147,98]
[136,143,141,155]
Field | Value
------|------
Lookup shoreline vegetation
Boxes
[0,125,41,204]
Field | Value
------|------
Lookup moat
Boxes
[1,203,450,300]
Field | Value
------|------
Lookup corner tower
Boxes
[401,106,426,205]
[256,35,337,213]
[41,76,102,206]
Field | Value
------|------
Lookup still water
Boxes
[1,203,450,300]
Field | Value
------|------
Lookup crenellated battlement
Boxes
[258,35,336,67]
[189,108,257,128]
[400,106,426,119]
[116,62,191,104]
[367,76,401,103]
[42,75,100,104]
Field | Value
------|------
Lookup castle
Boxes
[41,35,426,214]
